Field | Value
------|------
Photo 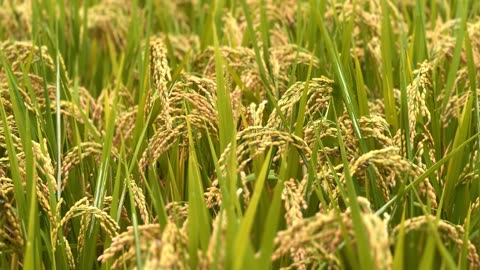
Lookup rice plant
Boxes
[0,0,479,269]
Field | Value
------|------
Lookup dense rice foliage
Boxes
[0,0,480,269]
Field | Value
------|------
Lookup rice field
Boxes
[0,0,480,269]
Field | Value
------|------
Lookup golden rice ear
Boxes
[149,37,172,127]
[343,146,437,206]
[245,0,300,27]
[165,201,189,224]
[392,215,480,269]
[138,113,218,174]
[473,197,480,217]
[273,199,392,269]
[0,41,63,74]
[0,1,32,39]
[113,106,138,146]
[194,46,266,94]
[84,0,131,49]
[268,45,321,91]
[76,196,131,258]
[148,33,200,62]
[323,0,406,65]
[206,126,312,209]
[198,210,228,269]
[62,236,75,269]
[205,181,223,209]
[61,142,119,190]
[222,11,243,47]
[150,38,172,95]
[282,178,308,227]
[428,19,480,69]
[407,61,433,144]
[98,222,189,269]
[138,122,183,173]
[281,178,308,267]
[266,77,334,128]
[0,137,58,225]
[443,87,480,128]
[0,74,98,138]
[217,126,312,176]
[128,176,150,224]
[0,189,24,254]
[52,197,120,256]
[139,71,220,175]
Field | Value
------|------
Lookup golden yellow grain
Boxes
[0,41,65,74]
[273,197,391,269]
[246,0,300,27]
[428,19,480,68]
[63,236,75,269]
[158,222,185,268]
[206,126,313,208]
[195,46,266,94]
[0,1,32,39]
[85,0,131,48]
[139,74,219,172]
[61,142,118,190]
[165,201,189,223]
[393,215,479,269]
[325,0,405,67]
[150,37,172,126]
[0,190,24,252]
[205,184,223,209]
[225,126,312,173]
[0,177,14,194]
[282,178,307,227]
[268,45,321,92]
[356,199,392,270]
[52,197,120,256]
[272,209,343,268]
[111,247,137,269]
[343,146,437,206]
[407,61,432,144]
[199,211,227,269]
[222,12,243,47]
[282,178,308,268]
[443,88,480,128]
[128,177,150,224]
[267,77,333,128]
[239,171,251,205]
[268,24,290,47]
[472,198,480,215]
[99,222,189,269]
[0,137,57,226]
[139,124,184,172]
[77,213,91,259]
[143,239,162,269]
[100,224,162,262]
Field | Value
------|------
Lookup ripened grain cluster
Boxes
[0,0,479,269]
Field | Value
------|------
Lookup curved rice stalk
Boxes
[84,0,132,49]
[266,77,333,128]
[273,197,391,269]
[52,197,120,256]
[61,142,119,190]
[391,215,480,270]
[98,222,189,269]
[206,126,311,208]
[0,0,32,39]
